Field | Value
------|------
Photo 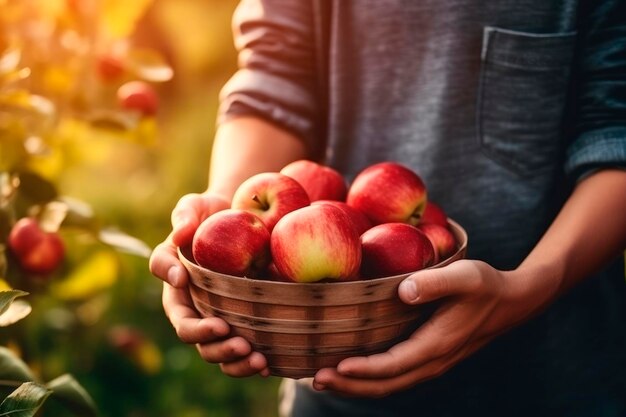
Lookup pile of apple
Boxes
[191,161,458,283]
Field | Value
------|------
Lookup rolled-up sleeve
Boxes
[565,0,626,181]
[218,0,319,152]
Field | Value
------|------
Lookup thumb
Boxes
[170,193,230,247]
[398,259,482,305]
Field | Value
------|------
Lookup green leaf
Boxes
[51,251,118,301]
[0,172,19,203]
[0,347,35,383]
[99,228,152,258]
[37,201,68,233]
[0,291,28,317]
[0,48,20,75]
[0,91,55,117]
[58,197,98,231]
[0,382,51,417]
[15,171,57,204]
[0,287,31,327]
[87,109,139,131]
[126,48,174,82]
[1,68,31,85]
[0,300,31,327]
[46,374,97,417]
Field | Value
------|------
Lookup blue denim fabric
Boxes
[565,127,626,179]
[218,0,626,415]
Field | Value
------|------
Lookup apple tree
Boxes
[0,0,172,414]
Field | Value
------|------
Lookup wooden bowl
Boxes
[179,219,467,379]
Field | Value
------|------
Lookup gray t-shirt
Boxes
[219,0,626,415]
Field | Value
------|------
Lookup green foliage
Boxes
[0,382,51,417]
[0,346,35,382]
[0,342,98,416]
[0,0,168,415]
[46,374,97,417]
[0,290,30,327]
[2,0,284,416]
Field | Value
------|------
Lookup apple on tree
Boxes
[117,80,159,116]
[418,223,457,264]
[347,161,428,226]
[270,204,361,283]
[96,53,125,82]
[360,222,435,279]
[280,159,348,202]
[8,217,65,276]
[192,209,271,278]
[231,172,310,232]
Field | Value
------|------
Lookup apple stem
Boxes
[251,194,269,210]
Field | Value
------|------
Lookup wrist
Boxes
[506,260,565,319]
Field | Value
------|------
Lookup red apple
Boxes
[420,201,448,227]
[417,223,457,264]
[96,54,125,82]
[360,223,435,279]
[231,172,310,232]
[192,209,270,277]
[271,205,361,283]
[346,162,428,226]
[8,217,65,275]
[265,262,290,282]
[280,160,348,201]
[311,200,372,236]
[117,81,158,116]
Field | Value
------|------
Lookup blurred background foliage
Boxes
[0,0,282,416]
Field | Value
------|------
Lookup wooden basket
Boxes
[179,219,468,379]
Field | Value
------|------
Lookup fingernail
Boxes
[167,266,183,287]
[400,279,418,302]
[312,381,326,391]
[337,363,352,376]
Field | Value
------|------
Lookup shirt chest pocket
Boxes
[477,27,577,176]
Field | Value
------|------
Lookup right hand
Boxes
[149,192,270,377]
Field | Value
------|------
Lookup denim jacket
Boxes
[218,0,626,415]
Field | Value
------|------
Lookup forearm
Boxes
[207,116,309,201]
[516,169,626,308]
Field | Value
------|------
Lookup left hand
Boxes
[312,259,554,397]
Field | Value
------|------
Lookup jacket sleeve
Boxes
[217,0,320,153]
[564,0,626,181]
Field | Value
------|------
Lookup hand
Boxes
[312,259,555,397]
[149,192,270,377]
[150,192,230,287]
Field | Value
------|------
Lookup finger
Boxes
[335,299,484,378]
[149,240,188,287]
[312,367,413,398]
[398,259,486,304]
[196,336,252,363]
[333,324,440,379]
[162,283,229,342]
[219,351,269,378]
[315,336,491,397]
[170,193,230,247]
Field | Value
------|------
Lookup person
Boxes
[149,0,626,415]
